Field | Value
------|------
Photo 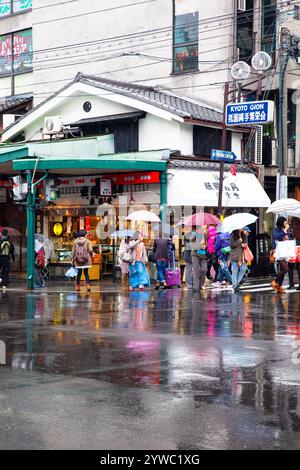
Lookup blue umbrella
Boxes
[111,229,135,238]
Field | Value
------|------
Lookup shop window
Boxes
[0,29,33,77]
[237,0,254,63]
[261,0,277,60]
[0,0,32,17]
[173,3,198,74]
[193,126,231,158]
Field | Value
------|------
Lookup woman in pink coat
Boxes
[206,225,219,281]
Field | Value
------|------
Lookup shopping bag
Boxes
[65,267,79,278]
[243,244,254,264]
[275,240,296,260]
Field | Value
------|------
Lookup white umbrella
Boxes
[126,210,161,223]
[287,208,300,219]
[267,199,300,214]
[218,213,258,233]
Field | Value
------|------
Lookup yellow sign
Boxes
[53,223,63,236]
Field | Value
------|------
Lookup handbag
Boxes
[275,240,296,261]
[120,249,133,264]
[243,244,254,264]
[65,267,79,278]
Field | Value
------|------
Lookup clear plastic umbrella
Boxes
[217,213,258,233]
[267,199,300,214]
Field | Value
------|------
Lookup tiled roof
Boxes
[169,159,253,174]
[0,94,32,113]
[77,74,224,124]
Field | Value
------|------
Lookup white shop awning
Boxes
[167,169,271,208]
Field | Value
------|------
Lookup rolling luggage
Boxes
[164,252,181,288]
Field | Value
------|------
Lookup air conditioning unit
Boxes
[43,116,63,134]
[254,125,263,164]
[237,0,246,11]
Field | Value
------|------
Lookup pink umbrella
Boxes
[2,227,22,237]
[178,213,220,227]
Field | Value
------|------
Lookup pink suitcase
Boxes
[164,253,181,288]
[164,268,182,288]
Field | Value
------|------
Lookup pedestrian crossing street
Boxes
[238,281,299,294]
[206,279,300,294]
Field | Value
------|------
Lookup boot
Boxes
[75,284,80,292]
[122,274,128,289]
[86,283,91,292]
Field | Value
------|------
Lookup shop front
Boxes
[12,154,168,288]
[37,171,162,281]
[167,161,272,272]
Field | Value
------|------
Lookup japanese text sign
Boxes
[226,100,274,126]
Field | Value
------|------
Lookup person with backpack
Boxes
[0,228,15,289]
[214,231,232,288]
[72,230,94,292]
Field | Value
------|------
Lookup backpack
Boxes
[220,234,231,255]
[36,248,45,268]
[0,240,10,256]
[75,239,89,266]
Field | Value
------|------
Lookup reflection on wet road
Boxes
[0,287,299,450]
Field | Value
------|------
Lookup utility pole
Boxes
[217,82,229,218]
[277,27,291,200]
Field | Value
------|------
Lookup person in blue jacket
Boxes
[214,231,232,287]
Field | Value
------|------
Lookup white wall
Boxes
[32,0,234,110]
[139,114,182,152]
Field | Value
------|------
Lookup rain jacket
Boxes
[214,232,231,259]
[272,227,290,249]
[207,226,218,255]
[230,234,244,263]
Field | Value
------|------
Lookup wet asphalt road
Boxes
[0,283,299,450]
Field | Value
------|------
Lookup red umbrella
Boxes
[1,227,22,237]
[178,213,220,227]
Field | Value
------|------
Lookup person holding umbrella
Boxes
[119,236,132,290]
[230,229,248,292]
[191,229,208,292]
[271,217,291,293]
[128,232,150,291]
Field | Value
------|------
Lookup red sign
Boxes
[109,172,161,186]
[0,180,12,189]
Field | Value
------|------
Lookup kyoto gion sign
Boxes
[226,100,274,126]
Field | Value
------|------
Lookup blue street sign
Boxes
[226,100,274,126]
[211,149,237,163]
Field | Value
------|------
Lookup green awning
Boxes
[13,157,167,172]
[0,146,28,165]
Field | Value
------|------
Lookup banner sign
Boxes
[226,100,274,126]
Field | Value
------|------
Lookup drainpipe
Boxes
[160,171,168,226]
